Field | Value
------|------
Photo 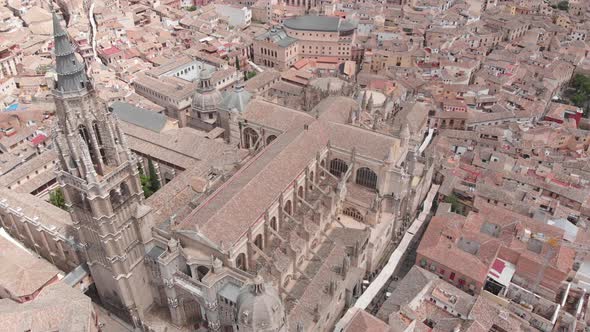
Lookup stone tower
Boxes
[51,13,154,325]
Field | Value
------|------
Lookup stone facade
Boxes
[15,13,435,332]
[253,16,358,70]
[0,188,81,273]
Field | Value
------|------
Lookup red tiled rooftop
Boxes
[31,134,47,146]
[418,201,574,291]
[292,59,309,70]
[317,56,339,64]
[101,46,121,56]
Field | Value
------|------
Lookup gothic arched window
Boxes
[92,121,103,146]
[270,217,278,232]
[236,253,247,271]
[266,135,277,145]
[284,200,292,215]
[197,266,210,281]
[109,189,122,208]
[356,167,378,190]
[243,127,259,149]
[79,125,92,149]
[343,207,364,222]
[120,182,130,200]
[78,124,103,172]
[329,158,348,177]
[254,234,263,250]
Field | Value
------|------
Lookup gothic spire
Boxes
[53,12,89,94]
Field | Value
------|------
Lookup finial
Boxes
[251,274,265,295]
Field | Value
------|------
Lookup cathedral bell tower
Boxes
[51,13,154,325]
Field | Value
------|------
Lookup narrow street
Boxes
[353,185,439,313]
[88,1,105,65]
[94,304,133,332]
[366,215,430,315]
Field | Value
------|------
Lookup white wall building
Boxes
[214,5,251,29]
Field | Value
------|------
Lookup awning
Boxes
[62,263,91,287]
[487,258,515,287]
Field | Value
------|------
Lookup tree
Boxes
[141,174,153,198]
[566,73,590,117]
[148,159,161,193]
[557,1,569,10]
[572,92,586,107]
[444,193,464,216]
[186,5,197,11]
[138,161,157,198]
[49,188,67,210]
[245,71,257,80]
[235,56,240,71]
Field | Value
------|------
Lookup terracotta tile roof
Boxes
[0,234,60,298]
[288,241,363,328]
[343,309,391,332]
[0,150,57,187]
[417,213,493,285]
[101,46,121,56]
[377,266,439,321]
[0,282,94,331]
[315,96,358,124]
[120,121,245,167]
[419,200,574,289]
[241,99,313,132]
[178,119,326,248]
[324,121,401,162]
[466,295,527,332]
[0,188,73,233]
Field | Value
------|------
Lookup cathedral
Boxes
[47,12,434,332]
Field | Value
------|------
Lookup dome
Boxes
[221,80,251,113]
[357,89,386,107]
[236,276,286,332]
[192,69,222,112]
